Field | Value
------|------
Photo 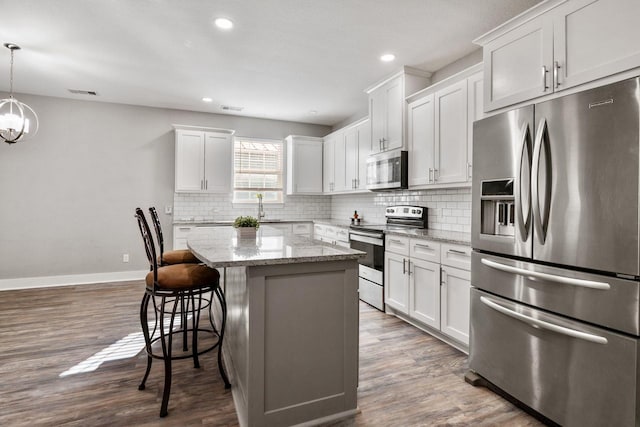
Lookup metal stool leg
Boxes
[214,286,231,388]
[138,292,152,391]
[159,295,179,418]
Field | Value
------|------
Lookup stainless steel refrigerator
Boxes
[469,76,640,427]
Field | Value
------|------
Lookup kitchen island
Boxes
[187,225,364,427]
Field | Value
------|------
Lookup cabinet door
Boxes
[333,131,346,192]
[435,80,468,184]
[323,136,335,193]
[385,77,404,151]
[288,139,323,194]
[409,258,440,329]
[356,119,371,190]
[553,0,640,91]
[344,126,359,191]
[384,252,409,314]
[175,130,205,192]
[466,72,484,182]
[203,132,232,192]
[407,94,435,187]
[370,90,386,153]
[440,265,471,345]
[483,16,553,111]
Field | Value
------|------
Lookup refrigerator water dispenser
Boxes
[480,179,515,237]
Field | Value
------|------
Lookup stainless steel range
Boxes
[349,205,427,311]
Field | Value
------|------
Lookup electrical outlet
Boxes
[123,253,129,263]
[165,206,172,215]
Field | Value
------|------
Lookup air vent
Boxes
[68,89,99,96]
[220,105,243,111]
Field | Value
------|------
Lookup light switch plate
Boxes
[165,206,172,214]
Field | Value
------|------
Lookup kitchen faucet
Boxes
[257,193,265,221]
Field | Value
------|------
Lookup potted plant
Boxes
[233,215,260,239]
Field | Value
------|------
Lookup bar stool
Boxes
[148,206,200,265]
[134,208,230,418]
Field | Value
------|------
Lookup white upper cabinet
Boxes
[323,134,335,193]
[333,130,347,192]
[175,128,233,193]
[553,0,640,90]
[434,79,468,184]
[285,135,324,195]
[323,118,370,194]
[477,0,640,112]
[481,15,553,111]
[406,65,482,188]
[344,118,371,192]
[407,94,435,187]
[366,67,431,154]
[467,71,484,181]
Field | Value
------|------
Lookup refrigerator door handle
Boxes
[480,296,608,345]
[480,258,611,290]
[531,118,550,244]
[517,123,532,241]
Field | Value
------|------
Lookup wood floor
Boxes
[0,281,544,426]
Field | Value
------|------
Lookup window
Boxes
[233,137,284,203]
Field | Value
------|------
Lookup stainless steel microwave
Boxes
[366,149,408,191]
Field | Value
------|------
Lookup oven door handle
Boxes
[349,232,384,246]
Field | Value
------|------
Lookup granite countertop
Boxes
[385,228,471,245]
[174,218,315,226]
[187,225,364,268]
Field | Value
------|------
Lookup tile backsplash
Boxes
[331,187,471,232]
[173,193,332,221]
[174,187,471,232]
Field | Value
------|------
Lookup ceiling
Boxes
[0,0,541,127]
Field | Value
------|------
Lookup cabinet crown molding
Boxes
[364,66,433,94]
[473,0,567,46]
[172,124,235,134]
[406,63,483,103]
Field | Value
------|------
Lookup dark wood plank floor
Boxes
[0,281,543,426]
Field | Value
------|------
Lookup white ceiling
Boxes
[0,0,541,127]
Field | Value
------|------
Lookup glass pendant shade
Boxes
[1,43,38,144]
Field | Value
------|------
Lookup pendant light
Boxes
[0,43,39,144]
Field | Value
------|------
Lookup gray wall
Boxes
[0,93,329,279]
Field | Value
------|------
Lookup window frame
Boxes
[232,136,285,205]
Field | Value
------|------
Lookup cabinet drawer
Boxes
[313,224,326,238]
[334,227,350,243]
[292,222,312,235]
[470,288,638,427]
[174,225,194,239]
[409,239,441,263]
[385,235,410,256]
[441,243,471,270]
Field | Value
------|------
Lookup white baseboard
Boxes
[0,270,148,291]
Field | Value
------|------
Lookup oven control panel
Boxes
[385,205,425,219]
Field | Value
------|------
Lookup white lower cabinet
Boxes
[313,223,350,248]
[384,235,471,348]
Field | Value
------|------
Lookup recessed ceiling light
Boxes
[380,54,396,62]
[309,110,318,115]
[214,18,234,30]
[202,97,213,103]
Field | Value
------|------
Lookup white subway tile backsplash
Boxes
[330,187,471,232]
[174,186,471,232]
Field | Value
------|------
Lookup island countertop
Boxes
[187,225,364,268]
